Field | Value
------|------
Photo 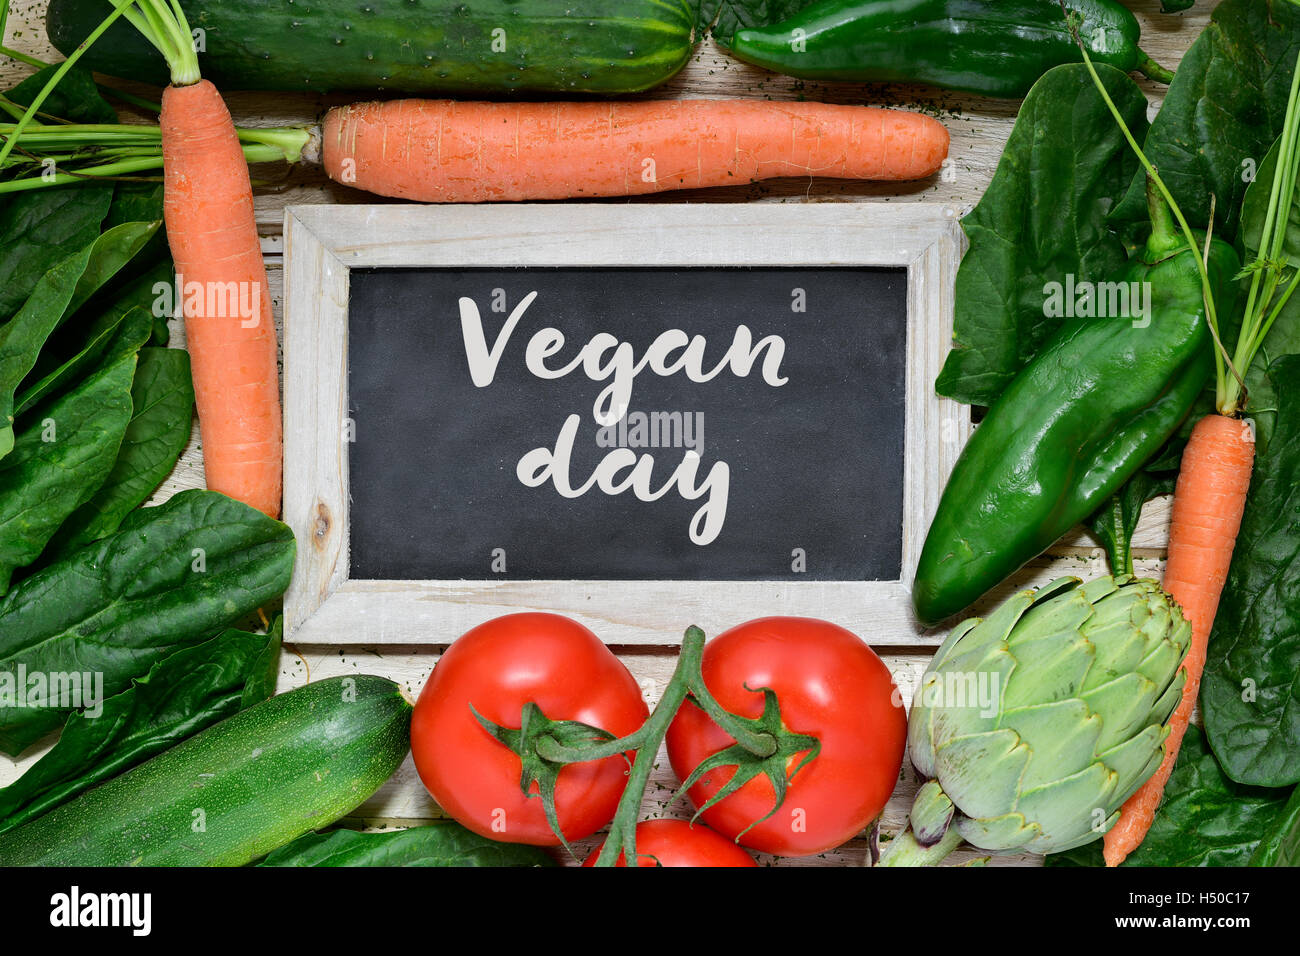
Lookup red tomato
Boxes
[665,617,905,857]
[582,819,758,867]
[411,613,649,846]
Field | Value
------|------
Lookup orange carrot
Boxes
[160,79,282,518]
[321,99,949,202]
[1103,413,1255,866]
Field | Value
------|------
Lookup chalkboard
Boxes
[346,265,907,581]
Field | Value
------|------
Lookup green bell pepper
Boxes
[912,197,1240,625]
[727,0,1174,99]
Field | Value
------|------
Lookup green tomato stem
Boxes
[590,629,708,867]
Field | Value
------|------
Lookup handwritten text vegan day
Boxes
[458,290,789,545]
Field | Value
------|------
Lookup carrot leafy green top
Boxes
[1070,4,1300,418]
[110,1,201,87]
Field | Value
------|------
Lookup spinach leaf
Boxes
[0,221,158,459]
[0,489,296,755]
[44,346,194,558]
[1250,785,1300,865]
[0,353,135,595]
[0,189,113,324]
[259,823,558,868]
[106,182,169,282]
[15,305,152,419]
[1202,354,1300,787]
[1085,469,1176,576]
[0,619,281,835]
[935,64,1149,407]
[4,63,117,124]
[697,0,810,45]
[1111,0,1300,243]
[1046,727,1299,866]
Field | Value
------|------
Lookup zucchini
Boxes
[45,0,696,94]
[0,676,411,866]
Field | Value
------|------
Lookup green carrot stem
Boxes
[0,0,137,169]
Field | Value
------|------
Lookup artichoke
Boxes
[880,575,1190,866]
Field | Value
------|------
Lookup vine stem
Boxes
[526,626,791,866]
[587,626,778,866]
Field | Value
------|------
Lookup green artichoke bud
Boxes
[879,575,1190,866]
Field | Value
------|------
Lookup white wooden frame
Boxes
[282,203,970,647]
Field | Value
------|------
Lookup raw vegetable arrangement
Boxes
[0,0,1295,877]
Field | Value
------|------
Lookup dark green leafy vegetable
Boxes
[4,63,117,125]
[1046,727,1300,866]
[0,619,281,835]
[935,64,1149,407]
[0,189,113,324]
[1086,470,1175,576]
[14,305,152,419]
[105,182,170,284]
[0,221,158,458]
[697,0,809,46]
[1250,785,1300,865]
[1202,355,1300,787]
[258,823,558,868]
[44,346,193,558]
[1236,134,1300,454]
[0,488,296,755]
[1111,0,1300,242]
[0,352,135,594]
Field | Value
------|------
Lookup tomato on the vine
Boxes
[665,617,905,857]
[582,819,758,867]
[411,613,649,846]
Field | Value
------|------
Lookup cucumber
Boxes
[0,676,411,866]
[45,0,696,94]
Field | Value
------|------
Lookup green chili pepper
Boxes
[727,0,1174,99]
[912,192,1240,626]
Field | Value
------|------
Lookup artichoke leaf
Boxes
[1008,588,1095,649]
[956,811,1040,852]
[1077,672,1161,752]
[1014,762,1118,853]
[1099,723,1170,805]
[932,729,1030,819]
[1079,616,1155,691]
[998,634,1093,710]
[929,617,981,672]
[1146,668,1188,728]
[997,699,1103,790]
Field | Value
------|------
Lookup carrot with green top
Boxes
[1072,32,1300,866]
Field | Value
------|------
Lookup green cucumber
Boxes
[45,0,695,94]
[0,676,411,866]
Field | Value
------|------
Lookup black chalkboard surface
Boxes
[347,266,907,581]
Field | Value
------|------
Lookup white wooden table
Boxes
[0,0,1213,866]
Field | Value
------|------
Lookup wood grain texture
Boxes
[0,0,1213,864]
